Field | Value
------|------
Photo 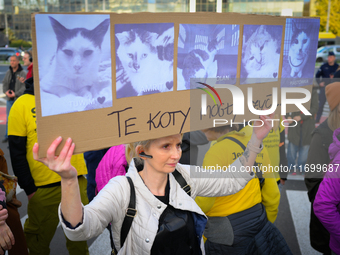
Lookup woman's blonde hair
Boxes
[328,103,340,131]
[125,139,155,164]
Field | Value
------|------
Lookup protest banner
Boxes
[31,12,320,156]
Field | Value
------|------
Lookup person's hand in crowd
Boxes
[0,206,14,254]
[18,77,25,83]
[33,136,78,180]
[0,205,8,224]
[252,113,275,144]
[5,90,15,98]
[320,81,325,87]
[0,222,14,254]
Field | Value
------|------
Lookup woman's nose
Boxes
[171,147,181,159]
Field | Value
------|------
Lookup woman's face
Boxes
[143,134,182,174]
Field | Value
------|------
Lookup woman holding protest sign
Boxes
[33,115,272,255]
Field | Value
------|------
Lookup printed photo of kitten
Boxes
[115,23,174,99]
[177,24,239,90]
[36,14,112,117]
[240,25,283,85]
[281,18,320,87]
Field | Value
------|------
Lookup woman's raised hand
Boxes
[252,114,275,142]
[33,137,78,180]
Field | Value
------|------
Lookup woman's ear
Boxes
[135,145,143,157]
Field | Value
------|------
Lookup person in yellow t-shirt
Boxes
[262,116,288,189]
[7,78,89,255]
[196,125,291,255]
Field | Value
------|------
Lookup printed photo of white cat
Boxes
[240,25,283,85]
[115,23,174,99]
[281,18,320,87]
[177,24,240,90]
[35,14,112,117]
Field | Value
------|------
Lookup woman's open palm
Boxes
[33,136,78,180]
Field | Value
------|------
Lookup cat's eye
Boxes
[249,56,254,60]
[128,53,133,58]
[83,50,93,57]
[141,53,148,58]
[293,39,298,44]
[63,50,73,57]
[302,39,307,44]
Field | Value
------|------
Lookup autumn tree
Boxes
[4,28,16,42]
[314,0,340,35]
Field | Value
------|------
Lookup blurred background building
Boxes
[0,0,338,47]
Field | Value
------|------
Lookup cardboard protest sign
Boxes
[31,12,320,156]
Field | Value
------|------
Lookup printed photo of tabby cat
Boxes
[115,23,174,99]
[36,14,112,117]
[240,25,283,84]
[281,18,320,87]
[177,24,239,90]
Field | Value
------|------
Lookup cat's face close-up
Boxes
[118,37,156,74]
[49,16,110,79]
[289,24,310,68]
[116,30,158,75]
[243,26,277,73]
[57,34,102,76]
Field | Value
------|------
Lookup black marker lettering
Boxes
[108,107,133,137]
[125,117,139,136]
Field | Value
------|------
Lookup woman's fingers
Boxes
[32,143,44,163]
[33,136,74,167]
[32,137,77,179]
[65,142,75,167]
[46,136,63,162]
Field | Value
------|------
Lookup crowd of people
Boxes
[0,49,339,255]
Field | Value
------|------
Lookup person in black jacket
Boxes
[315,51,338,123]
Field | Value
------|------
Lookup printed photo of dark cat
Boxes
[115,23,174,99]
[177,24,239,90]
[240,25,283,84]
[281,18,320,87]
[36,14,112,116]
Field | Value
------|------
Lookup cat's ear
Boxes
[49,16,69,44]
[116,31,130,45]
[291,21,298,33]
[156,27,174,46]
[91,18,110,47]
[147,32,159,46]
[257,25,265,34]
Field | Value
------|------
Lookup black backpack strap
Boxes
[109,176,136,255]
[223,136,246,150]
[172,169,191,196]
[222,136,264,188]
[120,176,136,247]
